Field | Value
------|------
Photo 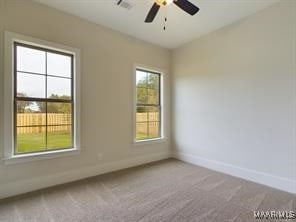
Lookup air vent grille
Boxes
[116,0,133,10]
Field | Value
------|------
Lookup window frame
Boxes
[133,65,165,144]
[3,31,81,164]
[14,42,74,155]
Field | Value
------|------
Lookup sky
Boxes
[16,45,72,111]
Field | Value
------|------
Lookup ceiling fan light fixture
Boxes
[165,0,174,5]
[155,0,174,6]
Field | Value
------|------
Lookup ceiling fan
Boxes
[145,0,199,23]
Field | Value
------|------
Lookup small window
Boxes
[14,43,74,154]
[135,68,162,141]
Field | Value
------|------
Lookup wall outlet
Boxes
[97,153,103,161]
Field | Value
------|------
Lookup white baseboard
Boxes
[173,152,296,194]
[0,151,171,199]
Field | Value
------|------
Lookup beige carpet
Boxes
[0,159,295,222]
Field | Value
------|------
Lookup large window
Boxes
[14,43,74,154]
[135,68,162,141]
[4,32,80,163]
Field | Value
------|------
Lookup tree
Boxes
[16,93,33,113]
[136,73,159,113]
[36,94,71,114]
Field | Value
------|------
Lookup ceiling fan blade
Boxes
[145,3,160,23]
[174,0,199,16]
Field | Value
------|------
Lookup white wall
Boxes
[0,0,171,198]
[172,0,296,193]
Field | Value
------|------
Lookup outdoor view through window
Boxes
[136,69,161,141]
[15,43,74,154]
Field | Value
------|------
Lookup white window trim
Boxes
[3,31,81,164]
[133,64,166,144]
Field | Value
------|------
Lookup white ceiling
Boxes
[34,0,280,49]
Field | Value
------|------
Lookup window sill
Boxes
[3,148,80,165]
[134,137,167,146]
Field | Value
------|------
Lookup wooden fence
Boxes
[17,113,71,134]
[136,112,159,136]
[17,112,159,135]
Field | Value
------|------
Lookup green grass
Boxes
[136,133,159,141]
[17,132,156,154]
[17,131,71,154]
[136,133,149,140]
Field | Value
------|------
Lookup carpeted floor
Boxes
[0,159,295,222]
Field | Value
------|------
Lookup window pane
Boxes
[147,88,159,105]
[47,125,72,149]
[47,52,71,78]
[147,73,159,89]
[14,44,75,155]
[136,106,148,122]
[136,122,148,140]
[148,106,160,121]
[47,102,72,125]
[17,101,46,126]
[135,69,161,141]
[148,122,160,138]
[136,70,147,86]
[17,72,46,98]
[136,87,147,104]
[47,76,71,99]
[16,126,46,154]
[17,45,46,74]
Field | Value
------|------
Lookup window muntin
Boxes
[14,42,74,155]
[136,68,161,141]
